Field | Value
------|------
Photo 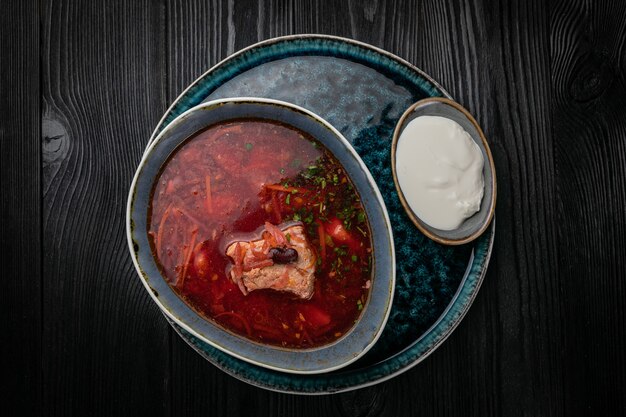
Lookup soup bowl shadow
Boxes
[127,98,395,374]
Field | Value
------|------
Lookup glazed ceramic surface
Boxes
[147,35,495,393]
[391,97,497,245]
[128,98,395,374]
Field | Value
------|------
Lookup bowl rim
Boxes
[390,97,497,245]
[126,97,396,374]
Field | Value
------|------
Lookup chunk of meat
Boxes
[226,223,317,299]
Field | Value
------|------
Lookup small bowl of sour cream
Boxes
[391,97,496,245]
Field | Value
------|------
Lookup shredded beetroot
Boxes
[270,192,282,223]
[156,203,174,257]
[252,322,284,339]
[232,243,243,279]
[205,175,213,214]
[317,223,326,264]
[289,233,306,244]
[250,239,270,260]
[264,183,305,194]
[215,311,251,336]
[177,227,198,289]
[264,222,287,246]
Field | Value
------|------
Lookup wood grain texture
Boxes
[551,0,626,414]
[383,1,562,416]
[41,0,171,415]
[163,1,557,416]
[0,1,41,415]
[165,1,259,412]
[3,0,626,415]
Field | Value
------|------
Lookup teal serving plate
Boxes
[146,35,495,393]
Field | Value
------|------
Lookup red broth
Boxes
[149,119,373,348]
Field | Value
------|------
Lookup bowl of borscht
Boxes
[127,98,395,374]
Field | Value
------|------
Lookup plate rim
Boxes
[146,34,449,151]
[146,34,495,393]
[171,221,493,394]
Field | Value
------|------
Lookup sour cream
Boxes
[395,115,484,231]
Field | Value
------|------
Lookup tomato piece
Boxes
[325,218,352,243]
[300,305,331,328]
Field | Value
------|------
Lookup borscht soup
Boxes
[148,119,373,348]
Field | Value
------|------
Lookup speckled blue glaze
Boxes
[148,35,495,393]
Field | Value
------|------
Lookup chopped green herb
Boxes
[293,213,301,221]
[245,143,253,151]
[357,211,366,223]
[303,165,319,179]
[357,300,363,311]
[285,194,291,205]
[285,233,291,243]
[280,168,285,174]
[312,176,323,186]
[333,246,348,257]
[351,255,358,262]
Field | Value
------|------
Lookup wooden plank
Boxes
[24,0,626,414]
[551,0,626,414]
[383,1,562,416]
[0,1,41,416]
[165,1,272,413]
[41,1,171,415]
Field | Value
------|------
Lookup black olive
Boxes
[268,247,298,264]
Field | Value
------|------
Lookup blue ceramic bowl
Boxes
[126,98,395,374]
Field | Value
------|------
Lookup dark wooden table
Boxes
[3,0,626,415]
